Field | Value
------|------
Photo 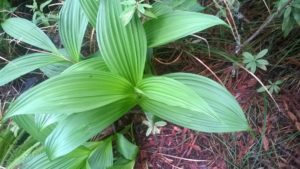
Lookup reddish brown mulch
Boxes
[134,53,300,169]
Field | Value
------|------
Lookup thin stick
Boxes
[237,0,293,54]
[185,51,224,86]
[0,55,9,62]
[191,34,211,58]
[239,65,281,111]
[262,0,272,15]
[157,152,209,162]
[155,51,183,65]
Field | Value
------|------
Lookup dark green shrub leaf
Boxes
[293,8,300,25]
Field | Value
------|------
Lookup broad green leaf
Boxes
[20,151,87,169]
[138,76,219,120]
[34,114,68,130]
[13,115,55,142]
[45,99,135,158]
[79,0,99,27]
[144,11,227,47]
[59,0,88,61]
[1,18,58,53]
[150,2,172,17]
[40,62,73,78]
[97,0,147,84]
[4,71,135,119]
[108,160,135,169]
[160,73,249,132]
[116,134,139,160]
[87,137,113,169]
[0,53,68,86]
[63,57,109,74]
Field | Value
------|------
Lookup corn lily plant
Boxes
[0,0,249,168]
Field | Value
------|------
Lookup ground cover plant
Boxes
[0,0,299,168]
[0,0,250,168]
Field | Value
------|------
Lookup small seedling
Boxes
[257,80,283,94]
[120,0,155,25]
[26,0,58,26]
[243,49,269,73]
[143,113,167,136]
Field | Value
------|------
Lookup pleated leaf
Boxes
[141,73,249,133]
[144,11,227,47]
[108,160,135,169]
[79,0,99,27]
[13,115,55,142]
[116,133,139,160]
[87,137,113,169]
[0,53,68,86]
[97,0,147,84]
[4,71,134,119]
[59,0,88,61]
[20,150,88,169]
[138,76,219,120]
[40,62,73,78]
[45,99,135,158]
[1,18,58,53]
[63,57,109,74]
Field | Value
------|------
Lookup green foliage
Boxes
[0,123,39,168]
[257,80,283,94]
[26,0,58,26]
[0,0,250,168]
[143,113,167,136]
[144,11,227,47]
[242,49,269,73]
[0,0,15,23]
[151,0,205,17]
[279,0,300,36]
[120,0,155,26]
[1,18,59,53]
